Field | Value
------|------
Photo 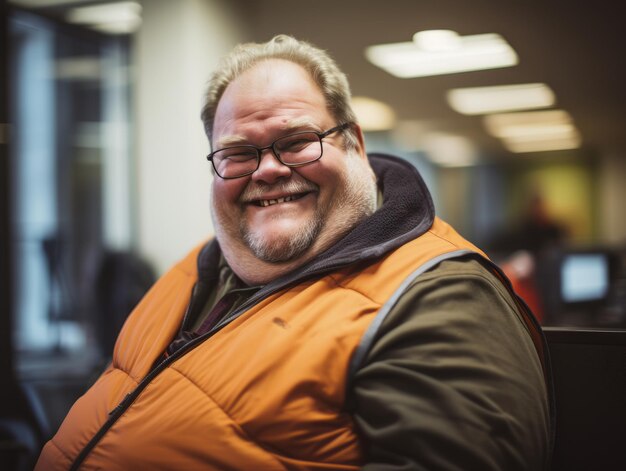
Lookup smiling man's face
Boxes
[210,59,376,285]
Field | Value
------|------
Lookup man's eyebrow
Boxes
[283,117,320,132]
[215,118,321,149]
[215,135,248,148]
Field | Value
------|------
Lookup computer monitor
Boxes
[556,249,617,315]
[560,252,610,304]
[517,247,621,326]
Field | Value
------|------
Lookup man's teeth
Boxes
[259,195,298,207]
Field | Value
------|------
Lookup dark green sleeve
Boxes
[351,258,551,471]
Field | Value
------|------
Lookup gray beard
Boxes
[240,207,324,263]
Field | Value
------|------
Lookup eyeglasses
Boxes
[207,122,352,179]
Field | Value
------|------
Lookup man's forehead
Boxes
[223,59,316,99]
[212,59,331,147]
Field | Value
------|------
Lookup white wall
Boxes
[135,0,247,274]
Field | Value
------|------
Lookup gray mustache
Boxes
[240,180,319,202]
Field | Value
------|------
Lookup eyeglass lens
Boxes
[213,132,322,178]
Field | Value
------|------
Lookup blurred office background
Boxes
[1,0,625,468]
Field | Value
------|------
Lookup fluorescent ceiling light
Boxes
[490,123,577,141]
[484,110,582,153]
[365,30,518,78]
[502,136,582,153]
[391,120,435,150]
[66,1,142,34]
[422,133,478,167]
[391,122,477,166]
[351,96,396,131]
[413,30,461,51]
[447,83,555,115]
[484,109,573,136]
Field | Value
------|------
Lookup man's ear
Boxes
[351,123,368,160]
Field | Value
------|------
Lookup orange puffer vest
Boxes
[36,218,540,470]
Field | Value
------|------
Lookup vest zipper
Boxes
[68,323,228,470]
[69,266,345,469]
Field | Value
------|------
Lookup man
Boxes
[36,35,553,470]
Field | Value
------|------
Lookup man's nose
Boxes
[251,148,292,184]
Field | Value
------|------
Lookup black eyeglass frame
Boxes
[206,122,353,179]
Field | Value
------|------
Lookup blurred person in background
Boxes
[494,191,569,323]
[494,191,568,255]
[36,35,553,470]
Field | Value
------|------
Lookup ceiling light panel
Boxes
[66,1,142,34]
[365,31,518,78]
[422,133,478,167]
[484,109,573,137]
[413,30,461,51]
[502,136,582,153]
[447,83,555,115]
[491,123,578,141]
[351,96,396,131]
[483,110,582,153]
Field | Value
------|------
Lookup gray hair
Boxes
[201,34,359,150]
